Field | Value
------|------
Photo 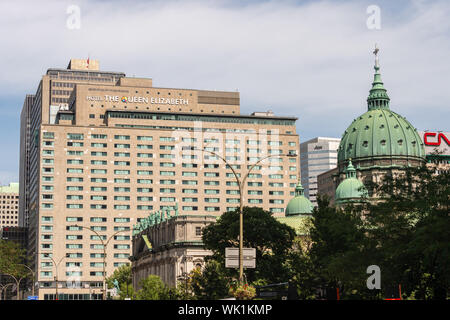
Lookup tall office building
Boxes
[300,137,340,206]
[0,183,20,228]
[20,59,300,300]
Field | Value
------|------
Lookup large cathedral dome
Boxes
[337,47,426,169]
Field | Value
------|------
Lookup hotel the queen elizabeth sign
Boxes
[86,94,189,105]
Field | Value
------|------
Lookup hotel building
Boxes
[19,59,300,300]
[300,137,340,206]
[0,183,19,228]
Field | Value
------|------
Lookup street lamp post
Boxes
[42,253,69,300]
[18,264,36,298]
[193,147,297,283]
[2,273,28,300]
[72,225,124,300]
[0,283,14,300]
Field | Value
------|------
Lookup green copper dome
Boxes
[285,181,313,216]
[335,160,368,204]
[337,47,426,166]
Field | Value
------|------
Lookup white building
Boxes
[300,137,340,206]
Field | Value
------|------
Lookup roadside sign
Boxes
[225,247,256,269]
[27,296,38,300]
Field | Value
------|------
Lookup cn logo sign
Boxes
[424,132,450,146]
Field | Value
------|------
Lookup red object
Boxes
[424,132,450,146]
[87,57,90,68]
[336,287,340,300]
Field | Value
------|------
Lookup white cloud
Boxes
[0,0,449,142]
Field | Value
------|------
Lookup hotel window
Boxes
[114,218,130,223]
[247,182,262,187]
[42,176,54,182]
[226,190,240,195]
[66,235,83,240]
[68,159,84,165]
[138,144,153,149]
[43,141,54,147]
[91,204,107,209]
[67,195,83,200]
[137,205,153,210]
[114,205,130,210]
[270,208,284,213]
[41,225,53,231]
[226,198,239,203]
[67,141,84,147]
[66,204,83,209]
[91,160,107,165]
[91,178,107,183]
[89,114,95,119]
[114,170,130,175]
[182,197,198,202]
[91,143,107,148]
[91,151,107,156]
[248,190,262,195]
[114,178,130,183]
[90,217,107,223]
[248,199,263,204]
[160,137,176,142]
[92,134,107,139]
[205,198,219,203]
[91,195,107,201]
[269,199,284,204]
[114,187,130,192]
[114,135,130,140]
[204,189,219,194]
[42,150,54,156]
[92,186,107,192]
[42,216,53,222]
[288,142,296,146]
[114,161,130,166]
[114,152,130,157]
[67,133,84,140]
[67,168,83,173]
[137,170,152,175]
[42,203,53,209]
[66,244,83,249]
[160,197,175,202]
[137,179,153,184]
[137,187,152,192]
[205,206,220,212]
[137,196,152,201]
[182,206,198,211]
[114,244,130,250]
[115,143,130,149]
[269,191,284,196]
[182,189,197,194]
[66,187,83,192]
[182,180,197,185]
[137,162,152,167]
[91,226,107,231]
[269,174,283,179]
[138,153,153,158]
[43,132,55,139]
[269,182,284,187]
[137,136,153,141]
[183,163,198,168]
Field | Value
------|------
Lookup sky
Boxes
[0,0,449,184]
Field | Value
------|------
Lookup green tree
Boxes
[106,264,134,299]
[0,240,27,278]
[364,164,449,299]
[201,207,296,286]
[190,260,231,300]
[135,275,171,300]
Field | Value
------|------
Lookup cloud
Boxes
[0,0,449,178]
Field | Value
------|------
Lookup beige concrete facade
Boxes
[0,183,19,228]
[130,214,216,290]
[20,59,300,300]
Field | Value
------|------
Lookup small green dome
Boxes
[285,181,313,216]
[337,47,426,166]
[335,160,368,204]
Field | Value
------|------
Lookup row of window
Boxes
[43,132,296,145]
